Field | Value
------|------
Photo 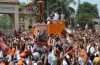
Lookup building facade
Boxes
[0,0,36,30]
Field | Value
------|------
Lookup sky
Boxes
[19,0,100,14]
[20,0,27,3]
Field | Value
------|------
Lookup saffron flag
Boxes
[47,20,65,36]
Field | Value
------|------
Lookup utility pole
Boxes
[46,0,49,17]
[78,0,80,23]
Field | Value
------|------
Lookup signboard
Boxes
[31,20,65,36]
[0,5,16,13]
[47,20,65,36]
[0,6,15,11]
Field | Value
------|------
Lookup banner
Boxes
[47,20,65,36]
[32,20,65,36]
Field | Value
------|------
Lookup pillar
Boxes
[14,12,19,30]
[11,15,14,29]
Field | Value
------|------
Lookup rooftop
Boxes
[0,0,19,5]
[0,0,19,2]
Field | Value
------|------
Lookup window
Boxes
[29,18,33,25]
[19,17,24,22]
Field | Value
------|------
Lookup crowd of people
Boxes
[0,27,100,65]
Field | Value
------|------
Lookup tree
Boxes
[18,3,25,11]
[0,14,12,29]
[76,2,99,23]
[48,0,76,18]
[33,0,76,20]
[69,7,75,14]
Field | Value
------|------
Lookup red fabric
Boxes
[0,37,10,55]
[66,44,78,55]
[35,40,48,47]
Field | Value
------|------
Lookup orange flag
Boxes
[47,20,65,36]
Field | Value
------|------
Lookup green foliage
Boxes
[33,0,75,20]
[0,14,12,29]
[76,2,99,22]
[18,3,25,11]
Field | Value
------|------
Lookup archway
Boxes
[0,0,19,30]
